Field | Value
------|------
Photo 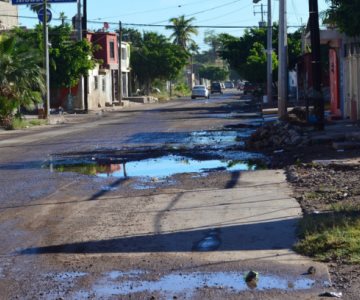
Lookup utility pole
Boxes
[266,0,272,105]
[43,0,50,119]
[278,0,288,119]
[77,0,84,110]
[253,2,266,28]
[253,0,272,105]
[309,0,324,130]
[82,0,88,111]
[118,21,123,103]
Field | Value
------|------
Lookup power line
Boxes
[152,0,243,24]
[2,14,305,29]
[196,4,252,24]
[88,0,219,21]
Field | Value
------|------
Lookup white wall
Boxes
[0,1,18,29]
[87,66,113,109]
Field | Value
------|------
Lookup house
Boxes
[52,31,130,111]
[0,0,18,30]
[299,26,360,121]
[86,31,130,109]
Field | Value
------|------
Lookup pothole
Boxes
[46,154,267,179]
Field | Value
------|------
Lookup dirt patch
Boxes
[268,142,360,299]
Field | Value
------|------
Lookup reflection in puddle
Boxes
[49,155,265,179]
[91,271,316,298]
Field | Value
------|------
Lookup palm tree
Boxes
[59,12,67,26]
[27,3,51,14]
[166,15,198,50]
[0,34,45,127]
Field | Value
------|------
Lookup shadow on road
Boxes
[19,217,300,255]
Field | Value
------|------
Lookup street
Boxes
[0,91,330,299]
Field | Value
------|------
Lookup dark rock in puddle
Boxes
[307,266,316,275]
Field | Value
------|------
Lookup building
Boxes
[299,24,360,122]
[0,0,18,30]
[86,31,130,109]
[51,31,131,111]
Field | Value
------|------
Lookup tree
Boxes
[131,32,189,92]
[204,30,222,62]
[0,33,45,127]
[27,3,51,13]
[324,0,360,36]
[242,42,278,84]
[59,12,67,26]
[48,25,96,89]
[218,26,301,84]
[166,15,198,50]
[199,65,229,82]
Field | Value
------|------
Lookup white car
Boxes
[191,85,210,99]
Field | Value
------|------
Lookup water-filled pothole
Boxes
[89,270,317,298]
[47,155,267,179]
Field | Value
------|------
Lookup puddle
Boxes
[91,271,316,298]
[50,271,87,281]
[187,131,239,145]
[107,270,146,280]
[100,186,118,192]
[48,155,264,179]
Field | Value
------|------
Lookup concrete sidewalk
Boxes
[12,169,331,298]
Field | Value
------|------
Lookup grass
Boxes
[294,208,360,263]
[8,118,47,130]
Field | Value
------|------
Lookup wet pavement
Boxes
[0,93,331,299]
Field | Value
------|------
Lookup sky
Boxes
[15,0,329,50]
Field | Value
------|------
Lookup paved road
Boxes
[0,92,330,299]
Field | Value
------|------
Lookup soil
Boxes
[267,142,360,299]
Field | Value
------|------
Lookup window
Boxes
[94,76,98,90]
[109,41,115,59]
[102,78,106,92]
[121,47,126,60]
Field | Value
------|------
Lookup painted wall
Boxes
[87,65,113,109]
[0,1,18,29]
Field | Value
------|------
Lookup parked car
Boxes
[224,81,235,89]
[243,82,260,95]
[191,85,210,99]
[210,82,223,94]
[237,81,245,90]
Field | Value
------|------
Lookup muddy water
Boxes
[45,128,266,181]
[53,270,317,299]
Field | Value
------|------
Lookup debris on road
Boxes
[319,291,343,298]
[245,122,309,151]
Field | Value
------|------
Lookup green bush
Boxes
[174,83,190,97]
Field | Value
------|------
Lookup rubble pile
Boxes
[245,122,309,151]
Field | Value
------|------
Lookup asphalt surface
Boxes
[0,91,331,299]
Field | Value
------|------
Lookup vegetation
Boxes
[166,15,198,50]
[324,0,360,36]
[0,33,45,128]
[295,209,360,263]
[173,83,191,97]
[199,65,229,82]
[131,32,189,94]
[7,118,47,130]
[217,26,302,84]
[48,25,96,89]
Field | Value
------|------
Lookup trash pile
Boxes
[245,122,309,151]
